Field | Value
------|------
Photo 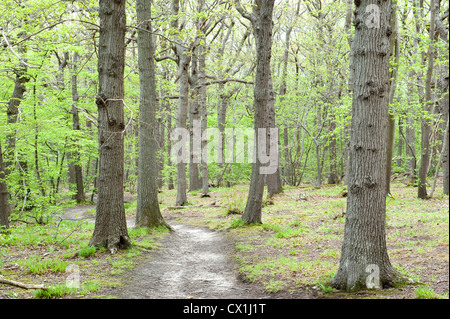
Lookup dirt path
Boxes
[117,223,276,299]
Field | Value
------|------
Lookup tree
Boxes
[0,140,10,230]
[331,0,403,291]
[135,0,170,229]
[89,0,131,251]
[69,52,85,203]
[235,0,276,224]
[418,0,436,199]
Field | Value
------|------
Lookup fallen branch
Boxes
[0,275,47,290]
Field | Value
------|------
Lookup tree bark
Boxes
[386,3,399,195]
[70,52,85,203]
[198,40,209,197]
[0,140,10,229]
[172,0,190,206]
[236,0,276,224]
[135,0,169,229]
[188,55,202,192]
[441,79,449,194]
[5,68,29,177]
[328,119,339,184]
[90,0,131,251]
[418,0,436,199]
[266,74,283,197]
[332,0,402,291]
[396,118,403,168]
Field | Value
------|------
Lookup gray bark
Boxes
[386,3,399,195]
[332,0,402,291]
[236,0,276,224]
[90,0,131,251]
[135,0,169,229]
[441,78,449,194]
[172,0,190,206]
[189,55,202,191]
[418,0,436,199]
[70,52,85,203]
[0,140,10,229]
[198,41,209,197]
[396,118,403,168]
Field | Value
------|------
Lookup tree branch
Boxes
[234,0,255,24]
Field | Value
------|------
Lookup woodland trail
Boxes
[62,204,312,299]
[117,223,274,299]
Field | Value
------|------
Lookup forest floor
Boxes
[0,179,448,299]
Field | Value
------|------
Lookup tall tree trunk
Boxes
[441,80,449,195]
[172,0,190,206]
[266,74,282,196]
[5,69,29,177]
[328,119,339,184]
[135,0,169,229]
[0,141,10,229]
[198,41,209,197]
[188,55,202,191]
[396,118,403,168]
[175,54,191,206]
[216,84,228,186]
[70,52,85,203]
[167,108,175,190]
[386,3,399,195]
[418,0,436,199]
[332,0,402,291]
[156,115,165,189]
[90,0,131,251]
[236,0,276,224]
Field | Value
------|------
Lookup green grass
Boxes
[78,246,97,258]
[34,281,101,299]
[415,287,449,299]
[229,218,246,228]
[21,255,69,275]
[265,279,284,293]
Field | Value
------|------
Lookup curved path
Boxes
[118,223,271,299]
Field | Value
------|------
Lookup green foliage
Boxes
[22,255,68,275]
[34,281,101,299]
[415,287,449,299]
[229,218,246,228]
[78,246,97,258]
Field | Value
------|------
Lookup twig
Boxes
[0,275,47,290]
[1,28,39,69]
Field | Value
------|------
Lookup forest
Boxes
[0,0,448,301]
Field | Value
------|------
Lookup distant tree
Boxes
[0,141,10,230]
[135,0,170,229]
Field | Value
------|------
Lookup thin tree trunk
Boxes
[328,119,339,184]
[90,0,131,251]
[430,114,449,198]
[189,55,202,192]
[266,74,282,196]
[0,141,10,229]
[386,3,399,195]
[135,0,169,229]
[172,0,190,206]
[70,52,85,203]
[198,40,209,197]
[418,0,436,199]
[397,118,403,168]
